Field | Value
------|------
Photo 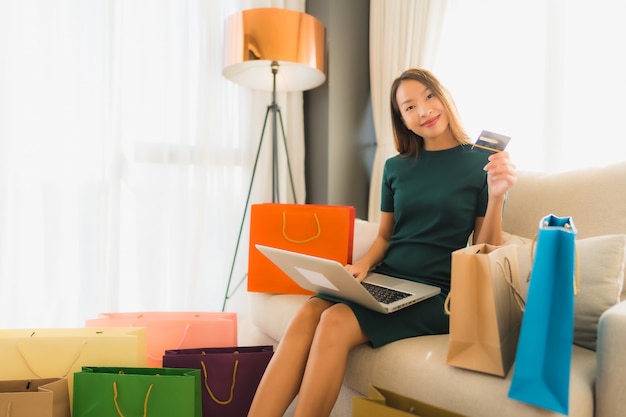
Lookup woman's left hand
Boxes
[484,151,517,198]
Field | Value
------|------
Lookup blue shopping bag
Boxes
[508,214,577,415]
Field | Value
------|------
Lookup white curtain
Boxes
[0,0,307,328]
[367,0,451,222]
[434,0,626,174]
[368,0,626,219]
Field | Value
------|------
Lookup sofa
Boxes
[249,161,626,417]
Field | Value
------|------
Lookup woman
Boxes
[247,68,517,417]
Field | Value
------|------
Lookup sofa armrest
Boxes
[595,300,626,417]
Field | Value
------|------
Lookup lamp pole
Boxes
[220,7,325,311]
[221,61,297,311]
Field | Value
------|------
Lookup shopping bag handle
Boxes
[282,212,321,243]
[528,221,580,295]
[496,257,526,312]
[443,292,452,315]
[444,256,524,315]
[200,354,239,405]
[142,323,191,362]
[113,381,154,417]
[16,340,87,378]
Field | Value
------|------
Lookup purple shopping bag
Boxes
[163,345,273,417]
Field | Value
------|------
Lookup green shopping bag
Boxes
[73,367,201,417]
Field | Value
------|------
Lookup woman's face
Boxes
[396,79,450,144]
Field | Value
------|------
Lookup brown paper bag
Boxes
[445,243,524,377]
[0,378,70,417]
[352,385,466,417]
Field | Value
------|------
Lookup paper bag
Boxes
[0,378,70,417]
[73,366,201,417]
[85,311,237,367]
[248,203,355,294]
[0,327,146,404]
[445,243,524,376]
[163,345,273,417]
[508,214,578,415]
[352,385,466,417]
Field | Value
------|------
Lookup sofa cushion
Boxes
[353,219,379,260]
[502,161,626,240]
[504,233,626,351]
[574,234,626,350]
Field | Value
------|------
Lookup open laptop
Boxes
[255,244,441,314]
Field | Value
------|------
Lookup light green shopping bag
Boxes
[73,366,201,417]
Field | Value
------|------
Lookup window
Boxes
[435,0,626,172]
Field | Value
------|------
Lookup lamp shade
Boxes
[222,8,326,92]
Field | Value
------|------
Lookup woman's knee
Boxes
[316,304,366,347]
[285,298,333,334]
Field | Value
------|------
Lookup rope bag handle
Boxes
[17,339,88,378]
[282,212,321,243]
[496,257,526,312]
[200,352,239,405]
[142,323,191,362]
[444,255,523,315]
[113,380,154,417]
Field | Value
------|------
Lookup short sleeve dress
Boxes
[318,144,490,347]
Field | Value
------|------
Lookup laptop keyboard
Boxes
[361,282,412,304]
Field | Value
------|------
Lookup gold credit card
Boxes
[471,130,511,154]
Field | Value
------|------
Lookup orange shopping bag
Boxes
[247,203,355,294]
[85,312,237,367]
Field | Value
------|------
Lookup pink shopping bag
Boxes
[86,312,237,367]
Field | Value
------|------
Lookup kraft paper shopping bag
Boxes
[163,345,273,417]
[248,203,355,294]
[508,214,577,415]
[445,243,524,377]
[85,311,237,367]
[73,366,201,417]
[0,378,70,417]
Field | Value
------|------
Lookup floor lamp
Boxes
[221,8,326,310]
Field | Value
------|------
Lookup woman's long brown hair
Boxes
[390,68,470,157]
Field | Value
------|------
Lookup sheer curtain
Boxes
[435,0,626,172]
[434,0,626,173]
[0,0,307,328]
[368,0,626,219]
[367,0,450,222]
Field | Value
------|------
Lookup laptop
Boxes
[255,244,441,314]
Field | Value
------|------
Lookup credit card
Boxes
[471,130,511,154]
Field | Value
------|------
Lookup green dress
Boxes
[319,144,490,347]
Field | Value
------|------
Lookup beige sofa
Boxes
[250,161,626,417]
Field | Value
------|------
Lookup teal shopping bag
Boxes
[508,214,577,415]
[73,366,201,417]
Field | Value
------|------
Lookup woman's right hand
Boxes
[345,260,370,282]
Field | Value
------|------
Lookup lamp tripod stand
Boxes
[221,61,297,311]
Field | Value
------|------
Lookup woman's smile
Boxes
[421,115,440,128]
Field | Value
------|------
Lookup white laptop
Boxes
[255,244,441,314]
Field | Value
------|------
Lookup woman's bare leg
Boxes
[292,303,368,417]
[247,298,334,417]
